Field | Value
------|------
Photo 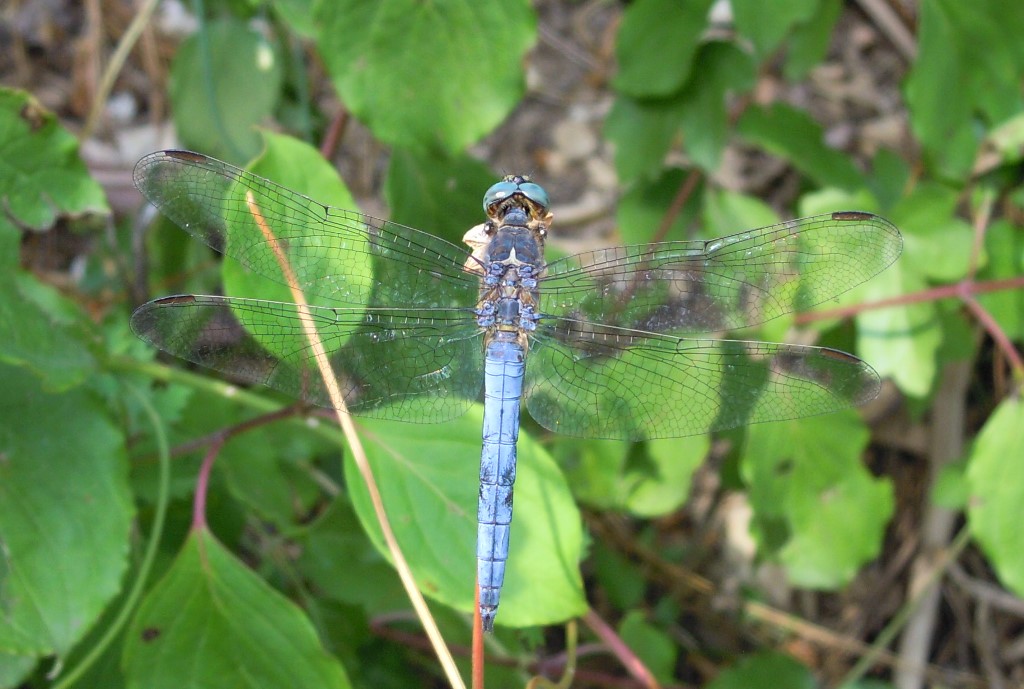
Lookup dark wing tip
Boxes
[133,149,216,193]
[831,210,875,221]
[817,346,883,405]
[152,294,198,306]
[829,210,904,265]
[130,294,203,338]
[161,150,210,163]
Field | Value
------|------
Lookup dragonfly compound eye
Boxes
[483,181,520,212]
[483,179,550,213]
[517,182,549,211]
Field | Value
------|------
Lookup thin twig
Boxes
[82,0,162,140]
[320,107,350,161]
[949,562,1024,617]
[975,602,1007,689]
[853,0,918,62]
[526,622,579,689]
[591,512,982,685]
[891,358,972,689]
[849,527,973,687]
[651,169,702,245]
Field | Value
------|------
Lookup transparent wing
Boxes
[525,318,879,440]
[131,295,485,423]
[133,150,481,310]
[539,212,902,333]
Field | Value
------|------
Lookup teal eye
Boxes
[518,182,549,210]
[483,181,519,211]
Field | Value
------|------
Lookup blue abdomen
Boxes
[477,337,525,631]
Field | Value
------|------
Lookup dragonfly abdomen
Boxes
[477,336,525,632]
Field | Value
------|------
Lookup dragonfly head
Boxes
[483,175,551,225]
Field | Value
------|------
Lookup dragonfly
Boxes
[131,150,902,631]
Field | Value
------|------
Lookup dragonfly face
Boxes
[483,175,550,216]
[131,150,902,631]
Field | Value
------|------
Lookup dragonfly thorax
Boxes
[483,224,543,267]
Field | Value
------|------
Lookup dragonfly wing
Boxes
[540,212,902,334]
[134,151,481,310]
[525,318,880,440]
[131,295,484,423]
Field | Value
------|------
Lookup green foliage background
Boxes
[1,0,1023,687]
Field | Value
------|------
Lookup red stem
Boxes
[796,276,1024,325]
[583,608,662,689]
[192,436,224,531]
[796,275,1024,378]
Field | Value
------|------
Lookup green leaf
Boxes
[613,0,715,98]
[591,541,646,610]
[385,148,496,245]
[855,263,940,399]
[732,0,818,58]
[679,42,756,171]
[123,528,350,689]
[977,219,1024,340]
[708,651,816,689]
[783,0,843,80]
[737,103,864,190]
[890,186,976,282]
[607,42,753,180]
[557,436,707,518]
[863,187,973,396]
[867,148,910,210]
[618,612,677,685]
[315,0,536,153]
[967,396,1024,597]
[0,272,96,392]
[904,0,1024,180]
[702,188,779,239]
[346,408,586,629]
[605,41,755,180]
[977,111,1024,172]
[273,0,316,38]
[182,393,328,526]
[0,87,108,229]
[605,95,687,184]
[0,363,132,657]
[628,437,709,516]
[616,168,703,244]
[295,500,404,615]
[743,411,893,588]
[221,132,372,361]
[170,19,283,163]
[0,651,36,687]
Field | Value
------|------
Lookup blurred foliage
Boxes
[1,0,1024,686]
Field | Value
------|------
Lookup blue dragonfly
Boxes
[131,150,902,631]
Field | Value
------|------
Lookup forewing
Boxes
[131,295,485,423]
[133,150,481,310]
[525,318,880,440]
[540,212,902,334]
